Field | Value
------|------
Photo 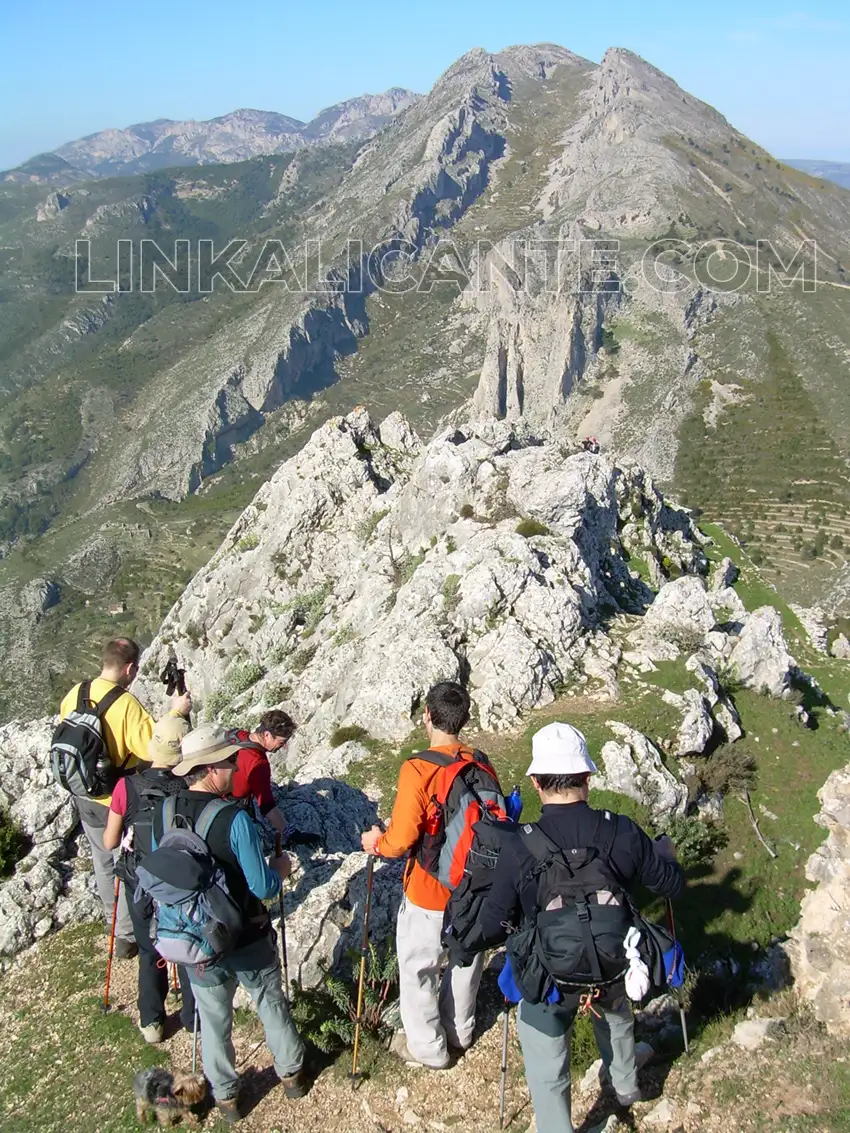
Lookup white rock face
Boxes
[641,575,716,649]
[132,410,704,757]
[597,722,687,819]
[728,606,793,696]
[786,763,850,1035]
[0,717,102,967]
[831,632,850,660]
[731,1017,786,1051]
[663,688,714,756]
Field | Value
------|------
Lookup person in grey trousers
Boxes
[159,725,307,1124]
[476,722,685,1133]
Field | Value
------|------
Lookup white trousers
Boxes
[396,895,484,1067]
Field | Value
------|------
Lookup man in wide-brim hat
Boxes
[161,724,309,1123]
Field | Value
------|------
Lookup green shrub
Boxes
[330,724,369,748]
[236,531,260,553]
[445,535,457,554]
[184,620,205,649]
[227,660,266,696]
[0,810,30,877]
[290,642,318,675]
[442,573,461,611]
[291,583,333,635]
[515,517,551,538]
[355,507,389,543]
[289,942,399,1053]
[264,681,291,706]
[459,503,475,519]
[658,816,728,870]
[203,690,230,721]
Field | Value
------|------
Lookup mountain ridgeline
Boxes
[1,42,850,722]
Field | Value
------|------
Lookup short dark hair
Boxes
[258,710,297,741]
[425,681,470,736]
[533,772,591,793]
[103,638,141,669]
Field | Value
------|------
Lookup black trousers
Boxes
[128,889,196,1028]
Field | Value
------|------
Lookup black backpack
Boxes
[50,681,129,798]
[507,812,638,1005]
[115,774,177,889]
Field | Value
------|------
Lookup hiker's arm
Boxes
[477,840,523,948]
[103,809,124,851]
[103,779,128,850]
[372,762,428,858]
[229,810,281,900]
[632,823,685,899]
[122,698,156,769]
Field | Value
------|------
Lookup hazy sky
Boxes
[1,0,848,169]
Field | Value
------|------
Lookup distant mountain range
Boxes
[783,159,850,190]
[1,89,419,182]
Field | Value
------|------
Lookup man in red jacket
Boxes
[230,710,296,838]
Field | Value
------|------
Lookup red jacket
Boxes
[231,730,276,815]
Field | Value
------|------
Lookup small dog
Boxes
[133,1067,207,1126]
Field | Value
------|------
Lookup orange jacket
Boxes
[374,743,478,912]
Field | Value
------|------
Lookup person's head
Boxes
[424,681,470,740]
[172,724,241,795]
[101,638,142,688]
[252,710,297,753]
[526,722,597,803]
[146,714,191,770]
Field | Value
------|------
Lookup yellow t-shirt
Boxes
[59,678,154,805]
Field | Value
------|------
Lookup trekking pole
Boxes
[191,1002,199,1074]
[499,1000,510,1128]
[350,854,376,1089]
[274,834,290,1005]
[665,898,690,1055]
[101,876,120,1013]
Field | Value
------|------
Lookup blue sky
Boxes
[1,0,848,169]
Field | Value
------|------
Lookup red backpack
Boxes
[412,748,506,888]
[411,749,518,964]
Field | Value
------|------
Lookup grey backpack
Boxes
[134,796,245,967]
[50,681,128,797]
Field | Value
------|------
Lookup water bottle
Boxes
[505,785,523,824]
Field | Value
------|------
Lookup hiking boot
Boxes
[114,938,138,960]
[281,1068,308,1099]
[615,1088,642,1108]
[389,1031,450,1070]
[215,1097,242,1124]
[139,1022,165,1044]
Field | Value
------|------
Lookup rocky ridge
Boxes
[0,408,809,974]
[4,91,419,182]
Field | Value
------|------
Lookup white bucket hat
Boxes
[526,722,598,776]
[172,723,241,777]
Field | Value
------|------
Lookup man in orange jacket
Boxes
[361,682,487,1069]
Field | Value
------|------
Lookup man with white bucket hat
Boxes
[477,722,685,1133]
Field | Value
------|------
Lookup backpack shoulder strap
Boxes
[407,749,458,768]
[196,798,239,841]
[161,795,179,834]
[519,822,566,864]
[95,684,127,718]
[595,810,620,860]
[75,681,92,713]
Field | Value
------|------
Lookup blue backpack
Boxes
[134,796,244,967]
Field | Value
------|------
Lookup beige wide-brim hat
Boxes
[147,713,191,768]
[172,723,241,777]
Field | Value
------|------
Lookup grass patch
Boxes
[515,518,551,539]
[329,725,370,748]
[0,924,169,1132]
[236,531,260,553]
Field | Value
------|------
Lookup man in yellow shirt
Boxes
[59,638,191,957]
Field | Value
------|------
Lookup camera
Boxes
[159,654,186,696]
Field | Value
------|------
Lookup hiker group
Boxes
[53,638,686,1132]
